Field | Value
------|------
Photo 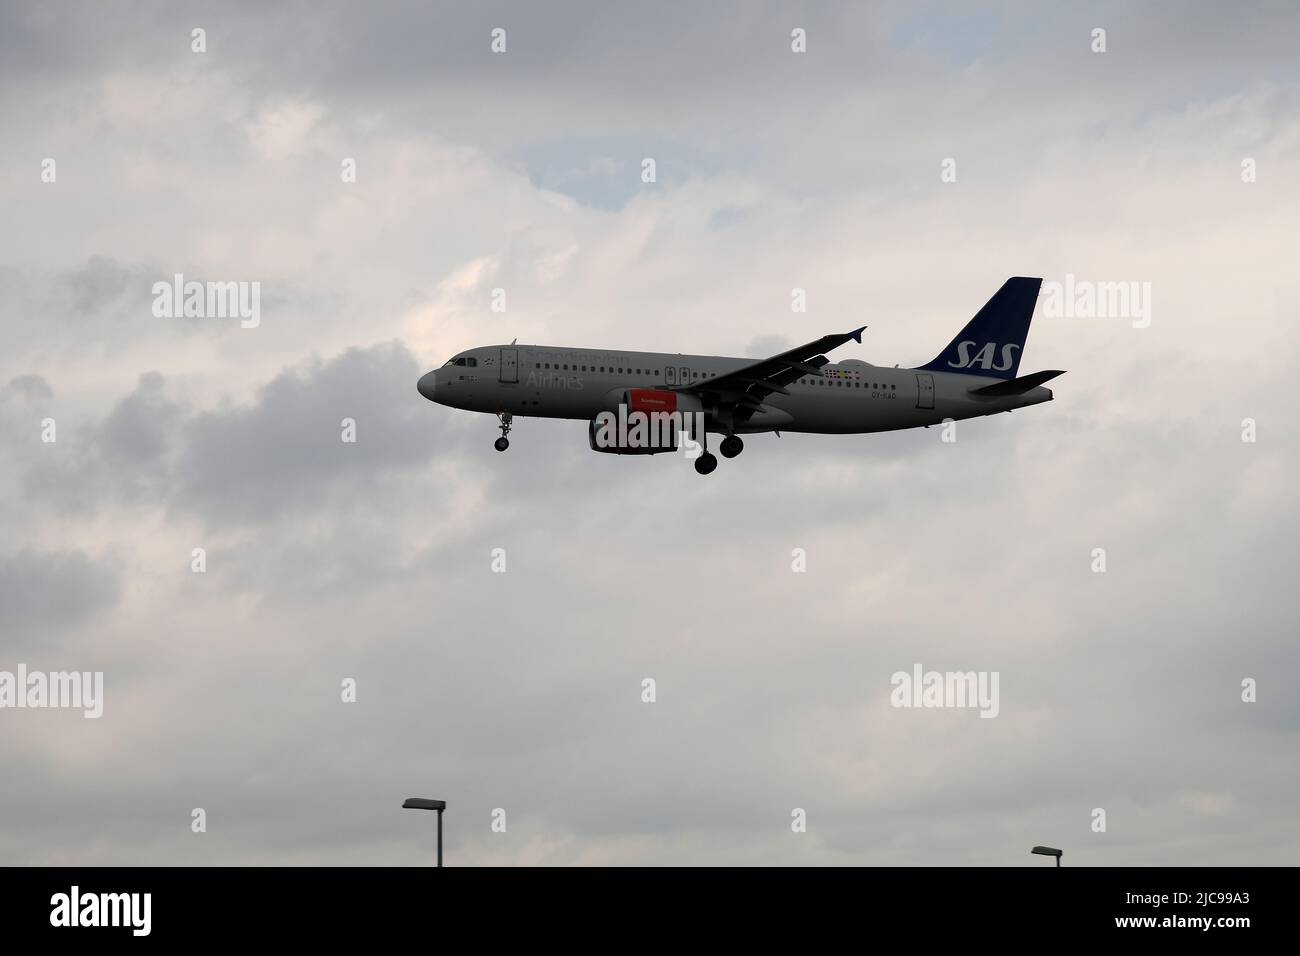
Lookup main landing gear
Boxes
[693,432,743,475]
[494,411,512,451]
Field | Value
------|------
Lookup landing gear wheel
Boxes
[494,410,513,451]
[694,452,718,475]
[719,435,744,459]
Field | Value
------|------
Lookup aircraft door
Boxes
[665,366,677,385]
[915,373,935,410]
[500,348,518,384]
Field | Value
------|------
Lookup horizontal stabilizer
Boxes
[968,369,1065,396]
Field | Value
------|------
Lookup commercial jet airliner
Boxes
[416,277,1064,475]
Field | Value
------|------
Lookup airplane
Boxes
[416,277,1064,476]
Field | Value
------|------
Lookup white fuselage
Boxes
[422,344,1054,435]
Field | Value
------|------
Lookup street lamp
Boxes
[403,797,447,867]
[1031,845,1063,867]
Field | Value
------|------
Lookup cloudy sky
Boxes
[1,1,1297,865]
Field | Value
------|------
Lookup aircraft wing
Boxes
[674,326,867,419]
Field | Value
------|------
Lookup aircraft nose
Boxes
[417,370,438,401]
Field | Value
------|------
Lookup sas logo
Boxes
[948,341,1019,371]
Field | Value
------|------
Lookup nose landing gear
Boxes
[494,411,512,451]
[719,435,744,459]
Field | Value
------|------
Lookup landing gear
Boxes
[719,435,744,459]
[690,425,719,475]
[494,411,512,451]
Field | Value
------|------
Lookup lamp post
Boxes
[1031,845,1063,867]
[403,797,447,867]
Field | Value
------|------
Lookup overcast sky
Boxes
[1,1,1297,865]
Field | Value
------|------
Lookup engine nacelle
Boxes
[588,417,675,454]
[623,388,704,417]
[589,389,705,455]
[598,387,704,416]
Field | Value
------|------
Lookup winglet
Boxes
[849,326,866,344]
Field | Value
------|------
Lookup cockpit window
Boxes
[443,357,478,368]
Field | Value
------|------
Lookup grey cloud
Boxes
[16,371,186,514]
[0,548,121,637]
[0,259,217,361]
[99,371,184,466]
[15,342,452,530]
[175,341,444,525]
[3,374,54,401]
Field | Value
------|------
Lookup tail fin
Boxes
[918,277,1042,379]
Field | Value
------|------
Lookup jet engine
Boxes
[589,389,705,454]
